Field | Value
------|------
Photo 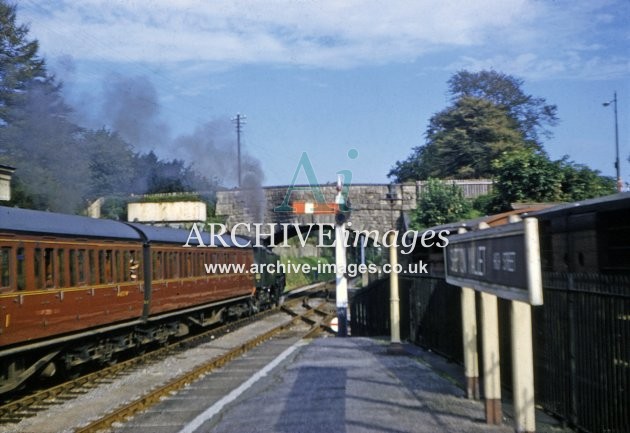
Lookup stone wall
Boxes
[216,180,492,234]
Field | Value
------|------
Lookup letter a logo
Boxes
[274,152,328,212]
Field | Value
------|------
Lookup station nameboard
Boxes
[444,218,543,305]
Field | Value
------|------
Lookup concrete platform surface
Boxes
[193,337,512,433]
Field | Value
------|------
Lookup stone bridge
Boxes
[215,180,492,236]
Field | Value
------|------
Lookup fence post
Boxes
[567,273,578,425]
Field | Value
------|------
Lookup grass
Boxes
[281,255,335,291]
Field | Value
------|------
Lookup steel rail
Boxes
[0,283,325,424]
[74,300,334,433]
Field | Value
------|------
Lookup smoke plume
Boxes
[172,119,267,222]
[101,73,170,153]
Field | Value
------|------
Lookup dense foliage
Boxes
[411,179,474,229]
[391,97,528,180]
[390,69,615,216]
[447,70,558,144]
[0,1,216,214]
[488,149,615,212]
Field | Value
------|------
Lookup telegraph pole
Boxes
[603,93,621,192]
[232,113,246,188]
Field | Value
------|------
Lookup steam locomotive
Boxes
[0,206,285,395]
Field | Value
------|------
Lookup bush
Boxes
[412,178,473,229]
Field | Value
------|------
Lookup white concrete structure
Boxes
[128,201,207,226]
[0,165,15,201]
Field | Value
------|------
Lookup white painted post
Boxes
[461,286,480,399]
[510,216,540,432]
[480,291,502,424]
[477,221,502,424]
[511,300,536,433]
[458,227,480,399]
[335,177,348,337]
[388,231,404,354]
[335,223,348,337]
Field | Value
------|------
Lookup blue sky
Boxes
[16,0,630,188]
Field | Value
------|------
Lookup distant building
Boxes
[0,164,15,201]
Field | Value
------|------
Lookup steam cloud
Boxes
[101,74,170,153]
[99,74,266,221]
[172,120,266,222]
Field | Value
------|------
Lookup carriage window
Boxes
[0,247,10,288]
[164,252,170,279]
[170,252,179,279]
[34,248,43,289]
[77,249,86,284]
[192,252,198,276]
[185,251,192,277]
[125,251,139,281]
[88,250,96,284]
[153,251,163,280]
[163,251,171,279]
[57,249,66,287]
[105,250,113,283]
[45,248,54,288]
[100,250,113,283]
[98,250,105,283]
[69,250,77,286]
[114,250,122,282]
[17,247,25,290]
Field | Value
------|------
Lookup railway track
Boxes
[76,297,335,433]
[0,283,333,430]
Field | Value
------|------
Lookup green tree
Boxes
[0,1,46,124]
[0,1,90,212]
[390,97,527,181]
[557,157,615,201]
[486,150,616,213]
[0,78,89,212]
[489,148,563,212]
[411,178,473,229]
[448,70,558,144]
[389,70,559,183]
[82,128,135,199]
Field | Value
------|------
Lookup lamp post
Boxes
[603,92,621,192]
[385,184,404,354]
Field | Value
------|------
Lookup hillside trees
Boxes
[391,97,528,180]
[447,70,558,144]
[390,69,614,215]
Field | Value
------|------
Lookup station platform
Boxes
[174,336,515,433]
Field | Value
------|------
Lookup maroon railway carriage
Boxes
[0,206,259,395]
